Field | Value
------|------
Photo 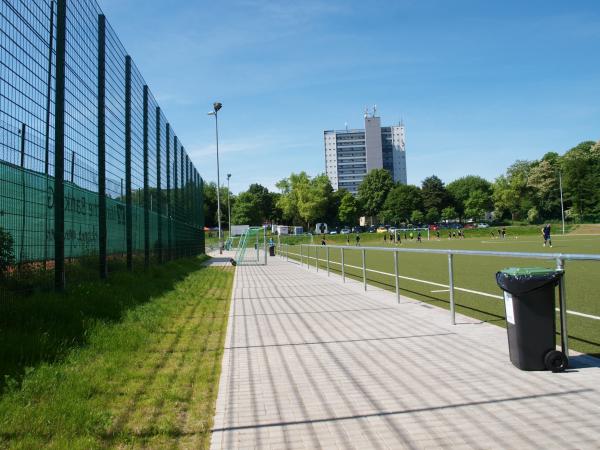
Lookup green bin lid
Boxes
[499,267,557,276]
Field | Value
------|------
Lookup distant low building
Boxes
[325,109,407,194]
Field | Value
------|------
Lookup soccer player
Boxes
[355,233,360,246]
[417,231,422,243]
[542,224,552,247]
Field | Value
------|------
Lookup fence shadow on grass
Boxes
[0,255,207,392]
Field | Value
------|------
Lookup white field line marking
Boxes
[431,289,450,293]
[285,251,600,321]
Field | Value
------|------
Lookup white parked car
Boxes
[477,223,490,228]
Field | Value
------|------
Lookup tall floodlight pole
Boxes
[227,173,232,239]
[208,102,223,254]
[559,170,565,235]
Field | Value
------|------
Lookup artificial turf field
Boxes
[284,232,600,357]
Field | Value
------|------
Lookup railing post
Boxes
[263,227,267,265]
[362,248,367,291]
[326,246,330,276]
[448,253,456,325]
[341,247,345,282]
[394,250,400,303]
[300,244,303,267]
[556,257,569,357]
[316,246,319,272]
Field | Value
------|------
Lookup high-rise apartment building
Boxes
[324,111,406,194]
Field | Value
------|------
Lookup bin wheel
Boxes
[544,350,568,372]
[230,258,237,266]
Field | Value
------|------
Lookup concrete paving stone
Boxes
[211,254,600,449]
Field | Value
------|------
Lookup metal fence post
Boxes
[341,247,345,282]
[448,253,456,325]
[394,250,400,303]
[19,123,26,266]
[173,137,178,258]
[54,0,67,291]
[125,55,133,270]
[326,246,330,276]
[155,106,162,263]
[316,246,319,272]
[263,227,267,265]
[165,123,171,261]
[556,257,569,357]
[362,248,367,291]
[97,14,107,279]
[143,85,150,268]
[43,0,55,270]
[300,244,303,267]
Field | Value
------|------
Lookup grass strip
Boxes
[0,256,233,449]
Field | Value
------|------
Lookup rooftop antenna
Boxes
[344,121,348,131]
[372,104,377,117]
[364,106,369,119]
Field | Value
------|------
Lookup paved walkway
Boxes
[204,250,237,267]
[211,254,600,449]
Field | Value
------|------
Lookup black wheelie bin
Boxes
[496,267,567,372]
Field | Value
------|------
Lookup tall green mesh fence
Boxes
[0,0,205,299]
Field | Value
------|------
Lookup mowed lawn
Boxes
[285,233,600,357]
[0,258,233,449]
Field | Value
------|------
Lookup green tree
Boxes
[421,175,449,212]
[561,141,600,220]
[447,175,492,219]
[410,210,424,225]
[441,206,458,221]
[200,183,233,228]
[381,184,422,224]
[492,160,533,221]
[338,191,360,225]
[298,174,332,230]
[425,208,440,224]
[518,152,563,220]
[527,207,540,224]
[464,190,491,221]
[247,183,273,222]
[357,169,394,223]
[203,182,218,227]
[231,191,261,225]
[276,172,332,230]
[325,189,346,227]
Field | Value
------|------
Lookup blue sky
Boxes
[100,0,600,194]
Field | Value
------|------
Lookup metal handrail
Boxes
[295,243,600,261]
[278,242,600,358]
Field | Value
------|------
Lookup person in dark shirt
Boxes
[542,224,552,247]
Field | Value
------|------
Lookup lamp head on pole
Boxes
[227,173,231,180]
[213,102,222,113]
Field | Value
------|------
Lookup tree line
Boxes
[203,140,600,230]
